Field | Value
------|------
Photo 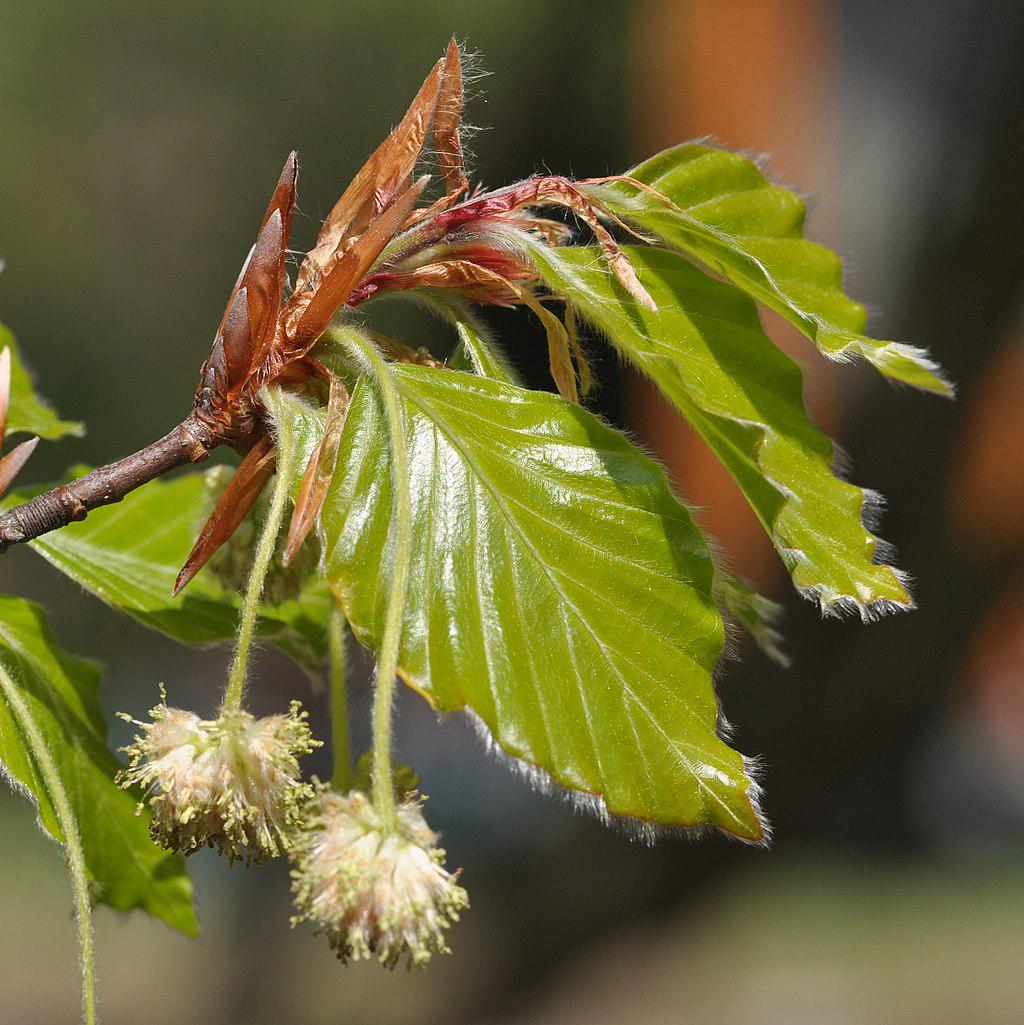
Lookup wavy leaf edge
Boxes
[520,239,915,623]
[319,359,769,843]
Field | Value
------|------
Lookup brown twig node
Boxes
[0,38,651,583]
[0,418,217,551]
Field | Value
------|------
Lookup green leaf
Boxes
[448,317,518,383]
[0,595,198,935]
[583,145,951,395]
[714,571,788,668]
[350,750,420,801]
[262,386,326,495]
[321,362,763,839]
[529,243,911,617]
[5,470,332,676]
[441,291,791,668]
[1,323,84,439]
[426,297,520,384]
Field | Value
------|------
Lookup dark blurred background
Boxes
[2,1,1023,1022]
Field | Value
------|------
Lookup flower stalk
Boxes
[0,659,96,1025]
[117,391,320,863]
[328,605,352,792]
[221,391,297,712]
[330,328,414,835]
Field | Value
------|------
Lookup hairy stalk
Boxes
[332,328,413,834]
[221,408,295,712]
[0,416,219,551]
[328,605,352,792]
[0,659,96,1025]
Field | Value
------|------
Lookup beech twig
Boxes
[0,417,219,551]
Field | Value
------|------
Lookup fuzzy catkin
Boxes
[290,789,468,968]
[118,696,319,863]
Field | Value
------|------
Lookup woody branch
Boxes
[0,417,220,551]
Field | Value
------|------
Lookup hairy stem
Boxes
[332,327,413,833]
[0,416,218,551]
[328,605,352,792]
[0,659,96,1025]
[221,412,295,712]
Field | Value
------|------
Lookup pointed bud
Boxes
[199,466,318,603]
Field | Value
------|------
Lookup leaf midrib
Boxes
[398,380,712,673]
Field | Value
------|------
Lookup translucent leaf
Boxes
[4,470,332,676]
[0,595,197,935]
[448,319,517,382]
[321,363,764,840]
[444,296,790,667]
[583,145,951,395]
[1,324,84,439]
[529,244,910,618]
[444,299,790,668]
[426,297,520,384]
[713,571,788,668]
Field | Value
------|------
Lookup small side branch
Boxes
[0,417,219,551]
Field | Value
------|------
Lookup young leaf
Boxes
[321,363,763,840]
[713,571,789,668]
[0,324,84,439]
[582,145,951,395]
[433,300,520,385]
[529,244,910,618]
[0,595,198,935]
[4,470,332,675]
[440,302,788,666]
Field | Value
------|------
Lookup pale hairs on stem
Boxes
[0,660,96,1025]
[326,326,414,834]
[328,605,352,792]
[220,387,300,713]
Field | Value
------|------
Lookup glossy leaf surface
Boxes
[583,144,951,394]
[0,595,197,934]
[434,292,789,667]
[5,469,332,675]
[530,244,910,616]
[321,363,763,838]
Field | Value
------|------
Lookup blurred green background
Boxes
[2,1,1023,1022]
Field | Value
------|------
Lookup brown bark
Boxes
[0,417,219,551]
